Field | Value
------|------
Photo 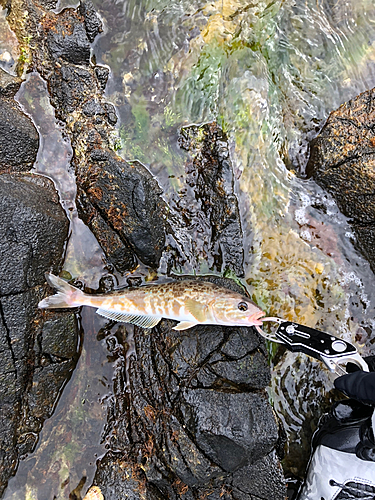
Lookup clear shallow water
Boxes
[90,0,375,475]
[3,309,114,500]
[0,6,18,74]
[4,0,375,496]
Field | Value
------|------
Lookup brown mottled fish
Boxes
[38,274,265,330]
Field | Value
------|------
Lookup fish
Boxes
[38,273,265,331]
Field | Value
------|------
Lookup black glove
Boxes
[334,371,375,405]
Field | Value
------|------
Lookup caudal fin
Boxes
[38,273,84,309]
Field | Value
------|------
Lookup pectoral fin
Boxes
[185,299,208,322]
[96,308,161,328]
[172,321,198,331]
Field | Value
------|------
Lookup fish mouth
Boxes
[248,310,265,326]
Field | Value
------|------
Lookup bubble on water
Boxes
[300,228,311,242]
[339,269,363,287]
[294,191,311,226]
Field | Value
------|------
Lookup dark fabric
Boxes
[335,371,375,406]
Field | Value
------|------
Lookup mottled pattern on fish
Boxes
[38,274,265,330]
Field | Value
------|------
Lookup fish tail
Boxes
[38,273,84,309]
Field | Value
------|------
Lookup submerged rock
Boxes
[306,88,375,271]
[165,122,244,276]
[0,173,79,495]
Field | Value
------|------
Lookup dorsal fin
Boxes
[96,308,161,329]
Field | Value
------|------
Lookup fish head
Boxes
[210,294,265,327]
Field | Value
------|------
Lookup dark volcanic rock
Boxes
[306,88,375,270]
[181,390,277,472]
[232,451,286,499]
[0,67,22,98]
[93,277,286,499]
[76,185,137,273]
[49,63,97,120]
[0,174,68,295]
[79,0,103,43]
[0,173,79,495]
[76,152,167,269]
[47,19,91,65]
[37,0,58,9]
[94,65,110,91]
[0,92,39,171]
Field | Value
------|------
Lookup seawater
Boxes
[4,0,375,497]
[89,0,375,475]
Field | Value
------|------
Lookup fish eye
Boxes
[238,301,248,311]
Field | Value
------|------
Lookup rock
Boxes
[0,98,39,171]
[181,390,278,472]
[76,152,167,270]
[0,173,78,495]
[94,452,152,500]
[0,67,22,97]
[306,88,375,271]
[94,65,110,91]
[81,98,117,125]
[36,0,58,9]
[0,174,68,295]
[167,122,244,276]
[46,15,91,65]
[76,185,138,273]
[231,451,286,500]
[79,0,103,43]
[93,277,286,499]
[49,64,97,120]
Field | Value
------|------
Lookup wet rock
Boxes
[4,0,167,274]
[306,88,375,271]
[0,174,68,295]
[81,98,117,126]
[231,451,286,500]
[79,0,103,43]
[76,185,137,273]
[181,390,277,472]
[167,122,244,276]
[41,314,78,359]
[76,153,167,269]
[209,350,271,390]
[103,102,117,125]
[46,12,91,65]
[82,98,106,117]
[0,172,79,495]
[0,67,22,97]
[49,64,97,120]
[0,94,39,171]
[93,277,286,499]
[94,65,110,91]
[37,0,58,9]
